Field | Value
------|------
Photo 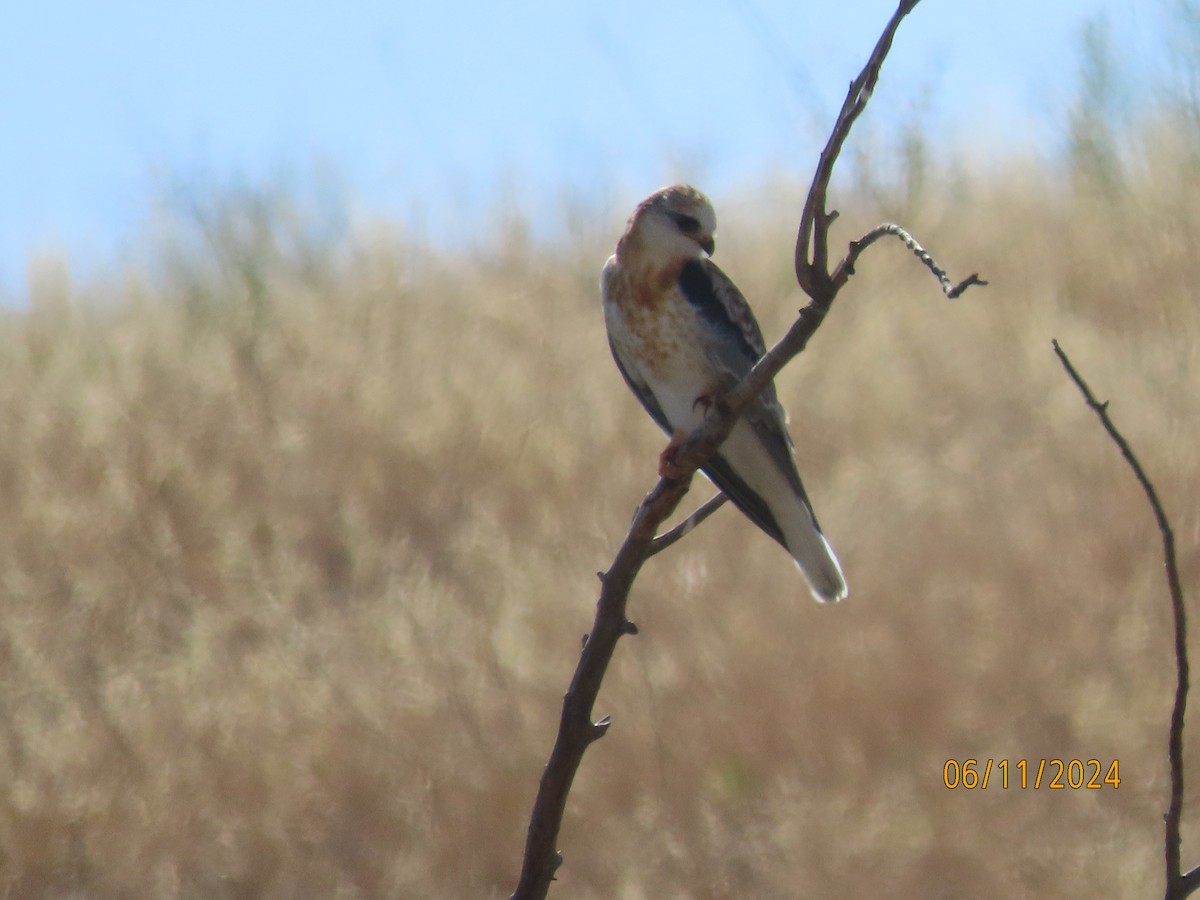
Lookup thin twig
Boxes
[649,493,729,558]
[1051,339,1193,900]
[836,223,988,298]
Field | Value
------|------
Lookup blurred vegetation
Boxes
[2,19,1200,900]
[1068,15,1126,193]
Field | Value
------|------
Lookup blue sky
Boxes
[0,0,1169,299]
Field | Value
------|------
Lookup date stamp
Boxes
[943,758,1120,790]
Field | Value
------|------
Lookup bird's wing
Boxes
[675,257,820,519]
[676,258,769,381]
[699,452,788,546]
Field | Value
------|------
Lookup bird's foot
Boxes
[692,379,735,418]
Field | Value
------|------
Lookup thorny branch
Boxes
[510,3,985,898]
[1052,340,1197,900]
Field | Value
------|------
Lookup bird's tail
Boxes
[777,499,848,603]
[707,423,847,602]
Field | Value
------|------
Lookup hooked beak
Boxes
[699,235,715,256]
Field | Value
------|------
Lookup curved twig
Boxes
[795,0,921,297]
[1051,340,1194,900]
[837,222,988,298]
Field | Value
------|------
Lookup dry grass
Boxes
[1,134,1198,899]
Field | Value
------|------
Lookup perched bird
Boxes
[601,184,847,602]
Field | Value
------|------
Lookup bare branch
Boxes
[836,223,989,298]
[649,493,729,558]
[795,0,920,296]
[511,465,698,900]
[792,0,985,308]
[1051,340,1193,900]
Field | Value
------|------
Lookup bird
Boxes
[601,184,847,603]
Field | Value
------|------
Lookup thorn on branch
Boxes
[621,620,639,636]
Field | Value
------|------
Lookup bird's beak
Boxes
[699,235,715,256]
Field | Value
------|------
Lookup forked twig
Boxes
[792,0,986,309]
[510,4,984,897]
[795,0,919,297]
[1051,339,1197,900]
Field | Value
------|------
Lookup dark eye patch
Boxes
[668,212,701,233]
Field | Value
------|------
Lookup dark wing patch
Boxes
[700,455,787,549]
[676,259,765,375]
[676,260,758,376]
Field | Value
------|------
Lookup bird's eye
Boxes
[668,212,701,233]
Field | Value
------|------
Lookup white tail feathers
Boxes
[716,421,848,602]
[775,494,848,603]
[794,531,848,603]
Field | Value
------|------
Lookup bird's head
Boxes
[626,184,717,260]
